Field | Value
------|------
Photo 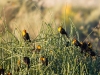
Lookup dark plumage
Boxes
[80,42,88,53]
[40,56,48,66]
[45,58,48,66]
[58,26,68,38]
[0,68,5,75]
[23,57,30,69]
[72,39,81,47]
[80,42,93,53]
[22,30,31,42]
[90,51,96,56]
[23,33,30,41]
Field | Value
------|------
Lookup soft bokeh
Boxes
[0,0,100,49]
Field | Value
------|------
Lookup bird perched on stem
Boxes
[35,45,41,53]
[22,30,31,42]
[58,26,69,38]
[0,67,5,75]
[23,57,30,69]
[72,39,96,57]
[40,56,48,66]
[7,72,12,75]
[80,41,96,57]
[72,38,81,47]
[80,42,92,53]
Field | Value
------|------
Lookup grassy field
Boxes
[0,20,100,75]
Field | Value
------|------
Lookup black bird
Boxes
[72,39,81,47]
[45,58,48,66]
[7,72,12,75]
[58,26,68,38]
[40,56,48,66]
[80,42,94,53]
[23,57,30,69]
[90,51,96,56]
[80,42,96,57]
[0,68,5,75]
[80,42,88,53]
[22,30,31,42]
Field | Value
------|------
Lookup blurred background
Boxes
[0,0,100,49]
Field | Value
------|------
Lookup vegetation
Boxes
[0,1,100,75]
[0,21,100,75]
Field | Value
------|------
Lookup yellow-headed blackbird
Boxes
[87,42,93,52]
[87,42,92,49]
[40,56,48,66]
[22,30,31,42]
[35,45,41,53]
[58,26,68,38]
[90,51,96,56]
[80,42,88,51]
[80,42,96,56]
[23,57,30,69]
[80,42,93,53]
[0,67,5,75]
[7,72,12,75]
[37,45,41,50]
[72,39,81,47]
[72,38,96,56]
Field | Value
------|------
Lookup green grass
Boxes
[0,21,100,75]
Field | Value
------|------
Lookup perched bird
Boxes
[80,41,96,57]
[80,42,93,53]
[40,56,48,66]
[23,57,30,69]
[58,26,68,38]
[7,72,12,75]
[90,51,96,56]
[87,42,96,56]
[87,42,92,49]
[72,38,96,57]
[80,42,88,53]
[22,30,31,42]
[72,39,81,47]
[35,45,41,53]
[0,67,5,75]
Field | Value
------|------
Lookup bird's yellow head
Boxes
[22,29,26,36]
[58,26,62,32]
[72,39,77,44]
[80,42,83,45]
[7,72,12,75]
[37,45,41,50]
[40,57,45,61]
[88,42,92,48]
